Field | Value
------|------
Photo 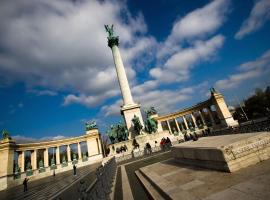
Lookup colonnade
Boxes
[0,129,103,190]
[155,90,238,133]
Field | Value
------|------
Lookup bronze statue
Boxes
[132,115,143,135]
[106,122,128,144]
[85,120,98,131]
[105,24,114,38]
[1,129,10,139]
[104,24,119,48]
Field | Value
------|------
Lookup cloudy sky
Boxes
[0,0,270,141]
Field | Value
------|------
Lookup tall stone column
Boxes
[56,147,60,165]
[174,118,180,132]
[44,148,49,167]
[67,145,71,162]
[166,120,172,133]
[105,25,143,139]
[31,150,37,170]
[21,151,25,172]
[191,113,198,128]
[182,116,189,131]
[78,143,82,160]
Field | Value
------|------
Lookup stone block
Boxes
[172,132,270,172]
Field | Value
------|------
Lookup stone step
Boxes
[139,167,199,200]
[135,170,164,200]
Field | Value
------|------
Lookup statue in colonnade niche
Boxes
[144,108,158,134]
[14,163,20,173]
[132,115,143,135]
[26,161,32,170]
[62,155,66,163]
[51,157,55,166]
[73,153,77,160]
[85,120,98,131]
[39,160,44,168]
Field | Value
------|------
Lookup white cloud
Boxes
[215,49,270,90]
[12,134,67,143]
[28,89,58,96]
[0,0,155,107]
[151,35,225,83]
[157,0,229,59]
[102,82,209,116]
[235,0,270,39]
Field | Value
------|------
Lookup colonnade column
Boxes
[21,151,25,172]
[56,147,60,165]
[44,148,48,167]
[174,118,180,132]
[183,116,189,131]
[166,120,172,133]
[78,143,82,160]
[31,150,37,170]
[191,113,198,128]
[67,145,71,162]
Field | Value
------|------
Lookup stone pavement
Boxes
[137,158,270,200]
[0,162,100,200]
[114,151,173,200]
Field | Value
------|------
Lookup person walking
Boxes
[73,164,77,176]
[23,177,29,192]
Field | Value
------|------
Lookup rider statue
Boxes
[132,115,143,135]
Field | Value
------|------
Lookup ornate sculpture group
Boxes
[104,24,119,48]
[106,107,159,143]
[106,121,128,144]
[85,120,98,131]
[1,129,11,140]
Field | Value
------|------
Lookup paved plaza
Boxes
[137,156,270,200]
[0,163,100,200]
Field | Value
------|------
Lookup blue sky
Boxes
[0,0,270,142]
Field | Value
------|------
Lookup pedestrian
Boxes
[53,169,56,177]
[73,164,77,176]
[23,177,29,192]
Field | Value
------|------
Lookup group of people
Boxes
[160,137,172,151]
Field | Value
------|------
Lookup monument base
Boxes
[172,132,270,172]
[121,103,144,139]
[108,131,182,157]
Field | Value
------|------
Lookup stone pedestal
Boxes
[0,138,15,190]
[121,103,144,139]
[211,92,238,127]
[172,132,270,172]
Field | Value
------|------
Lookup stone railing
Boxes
[87,157,117,200]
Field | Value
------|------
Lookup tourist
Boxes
[73,164,77,176]
[160,138,165,151]
[166,137,172,148]
[23,177,29,192]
